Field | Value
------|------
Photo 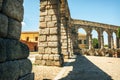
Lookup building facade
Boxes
[78,33,87,49]
[20,32,39,52]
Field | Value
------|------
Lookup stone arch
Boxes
[103,31,108,48]
[78,28,87,49]
[91,29,98,48]
[78,28,87,34]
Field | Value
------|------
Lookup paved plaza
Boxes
[29,54,120,80]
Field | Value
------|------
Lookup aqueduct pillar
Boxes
[35,0,64,66]
[108,32,114,49]
[60,0,69,58]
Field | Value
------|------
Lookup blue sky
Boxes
[22,0,120,44]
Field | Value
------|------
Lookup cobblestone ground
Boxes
[29,54,120,80]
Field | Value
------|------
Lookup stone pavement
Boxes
[29,54,120,80]
[54,55,120,80]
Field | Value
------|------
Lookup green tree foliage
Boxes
[117,27,120,38]
[92,38,98,48]
[104,44,108,47]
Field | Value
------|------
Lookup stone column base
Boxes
[35,54,64,67]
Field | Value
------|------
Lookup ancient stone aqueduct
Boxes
[0,0,119,79]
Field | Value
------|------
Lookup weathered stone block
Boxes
[48,42,58,47]
[35,60,46,65]
[54,61,60,66]
[43,54,49,60]
[46,60,54,66]
[35,60,41,65]
[39,42,47,47]
[52,15,57,21]
[40,11,47,16]
[19,73,34,80]
[38,47,45,54]
[40,28,49,35]
[35,54,43,60]
[47,35,58,41]
[51,48,58,54]
[54,54,60,61]
[61,33,67,36]
[45,16,51,21]
[45,48,51,54]
[0,60,20,80]
[7,18,21,40]
[40,0,47,6]
[2,0,24,21]
[6,39,29,61]
[39,35,46,41]
[40,22,46,28]
[0,13,8,37]
[40,16,45,22]
[0,38,6,62]
[0,0,3,11]
[49,54,54,60]
[47,21,57,28]
[19,59,32,77]
[48,0,59,5]
[61,36,67,39]
[40,22,47,28]
[50,27,57,34]
[48,9,56,15]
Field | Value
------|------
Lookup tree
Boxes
[117,27,120,38]
[92,38,98,48]
[117,27,120,48]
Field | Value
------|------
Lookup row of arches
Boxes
[78,28,117,49]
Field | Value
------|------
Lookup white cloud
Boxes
[21,22,26,26]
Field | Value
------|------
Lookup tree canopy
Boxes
[92,38,98,48]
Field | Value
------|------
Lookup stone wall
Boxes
[0,0,34,80]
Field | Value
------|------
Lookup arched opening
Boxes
[91,29,98,49]
[103,31,108,48]
[113,32,117,49]
[78,28,87,49]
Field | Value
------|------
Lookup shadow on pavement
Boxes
[60,55,113,80]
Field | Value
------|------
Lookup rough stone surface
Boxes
[0,0,33,79]
[0,39,29,62]
[19,59,32,77]
[2,0,24,21]
[47,35,58,41]
[35,55,43,60]
[48,42,58,47]
[50,27,58,34]
[43,54,49,60]
[0,38,6,62]
[0,0,3,11]
[0,60,20,80]
[0,59,32,80]
[6,39,29,61]
[0,13,8,37]
[39,28,49,35]
[39,35,46,41]
[7,18,21,40]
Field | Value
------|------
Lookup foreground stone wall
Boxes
[0,0,34,80]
